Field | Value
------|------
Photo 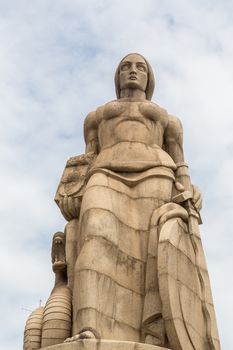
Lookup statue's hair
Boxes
[114,53,155,101]
[52,231,66,241]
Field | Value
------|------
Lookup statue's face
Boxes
[119,54,148,92]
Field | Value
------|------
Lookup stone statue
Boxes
[24,53,221,350]
[24,232,72,350]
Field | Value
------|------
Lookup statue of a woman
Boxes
[25,53,220,350]
[71,53,190,345]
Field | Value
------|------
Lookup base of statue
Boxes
[41,339,171,350]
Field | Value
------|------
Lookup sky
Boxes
[0,0,232,349]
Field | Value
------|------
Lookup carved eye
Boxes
[137,64,146,72]
[121,63,130,71]
[55,237,63,244]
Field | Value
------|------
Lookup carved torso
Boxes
[98,99,167,148]
[89,99,176,172]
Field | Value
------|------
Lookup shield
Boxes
[158,214,220,350]
[54,152,96,220]
[55,152,96,201]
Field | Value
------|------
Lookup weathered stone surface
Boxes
[23,53,221,350]
[24,307,44,350]
[42,339,171,350]
[158,215,220,350]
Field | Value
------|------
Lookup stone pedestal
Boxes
[42,339,171,350]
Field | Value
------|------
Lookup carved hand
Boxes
[58,195,81,221]
[192,184,202,212]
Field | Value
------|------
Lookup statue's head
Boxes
[114,53,155,100]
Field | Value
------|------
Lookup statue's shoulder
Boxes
[84,103,106,129]
[164,114,183,142]
[167,114,183,132]
[83,111,97,135]
[140,100,168,114]
[143,101,182,128]
[84,100,121,127]
[146,100,168,113]
[140,100,169,126]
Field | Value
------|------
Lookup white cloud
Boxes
[0,0,232,348]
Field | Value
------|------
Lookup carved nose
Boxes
[129,64,137,74]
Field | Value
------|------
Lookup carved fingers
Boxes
[192,185,202,212]
[58,195,81,221]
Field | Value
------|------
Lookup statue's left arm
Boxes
[164,115,202,211]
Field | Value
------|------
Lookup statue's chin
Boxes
[52,260,66,271]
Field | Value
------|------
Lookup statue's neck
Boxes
[54,269,67,287]
[120,88,146,99]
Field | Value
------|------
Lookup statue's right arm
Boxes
[84,110,99,154]
[56,110,101,222]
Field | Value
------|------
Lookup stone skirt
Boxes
[72,167,174,342]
